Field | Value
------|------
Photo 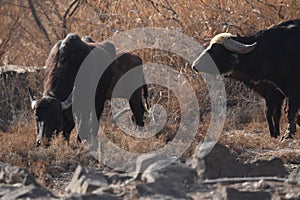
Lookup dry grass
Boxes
[0,0,300,189]
[0,122,97,187]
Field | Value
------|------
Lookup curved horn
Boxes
[28,87,37,109]
[61,90,73,110]
[223,38,257,54]
[81,35,95,43]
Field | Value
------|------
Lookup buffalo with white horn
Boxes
[29,33,149,146]
[192,18,300,140]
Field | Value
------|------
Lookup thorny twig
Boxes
[35,0,61,41]
[28,0,52,46]
[146,0,185,30]
[62,0,81,38]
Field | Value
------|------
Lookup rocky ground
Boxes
[1,142,299,200]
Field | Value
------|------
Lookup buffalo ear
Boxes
[28,87,37,109]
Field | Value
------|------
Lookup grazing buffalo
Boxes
[29,33,149,146]
[192,18,300,140]
[81,35,149,123]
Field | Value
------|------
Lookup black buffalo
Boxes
[29,33,149,146]
[192,18,300,140]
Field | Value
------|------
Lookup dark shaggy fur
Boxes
[30,33,148,146]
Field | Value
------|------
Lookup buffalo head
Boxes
[192,33,256,74]
[28,87,72,146]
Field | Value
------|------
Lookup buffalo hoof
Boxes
[280,132,294,142]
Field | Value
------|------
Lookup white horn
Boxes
[31,100,37,110]
[28,87,37,109]
[223,38,257,54]
[61,90,73,110]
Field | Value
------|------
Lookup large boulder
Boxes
[135,153,198,199]
[65,165,111,194]
[0,162,36,186]
[191,142,287,179]
[0,163,57,199]
[0,184,57,200]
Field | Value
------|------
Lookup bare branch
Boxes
[0,15,21,59]
[62,0,80,38]
[28,0,52,46]
[35,1,61,41]
[69,1,81,17]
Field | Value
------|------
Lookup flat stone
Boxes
[0,185,16,197]
[191,143,287,179]
[65,165,110,194]
[136,181,193,200]
[142,161,197,185]
[288,166,300,184]
[137,162,197,199]
[226,188,271,200]
[0,184,57,200]
[134,152,170,180]
[64,193,121,200]
[246,158,287,177]
[192,143,245,178]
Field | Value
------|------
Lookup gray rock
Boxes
[284,192,300,200]
[0,184,57,200]
[0,185,17,197]
[65,165,111,194]
[64,193,121,200]
[192,143,245,178]
[142,161,197,185]
[192,143,287,179]
[134,152,170,180]
[136,162,197,199]
[225,188,271,200]
[245,158,287,177]
[0,162,36,186]
[136,182,192,200]
[288,166,300,184]
[253,179,271,190]
[139,194,190,200]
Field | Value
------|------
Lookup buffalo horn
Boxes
[61,91,73,110]
[223,38,256,54]
[28,87,37,109]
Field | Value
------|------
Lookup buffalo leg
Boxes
[62,118,75,145]
[266,108,276,138]
[297,114,300,126]
[129,88,145,127]
[282,99,298,140]
[273,108,281,138]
